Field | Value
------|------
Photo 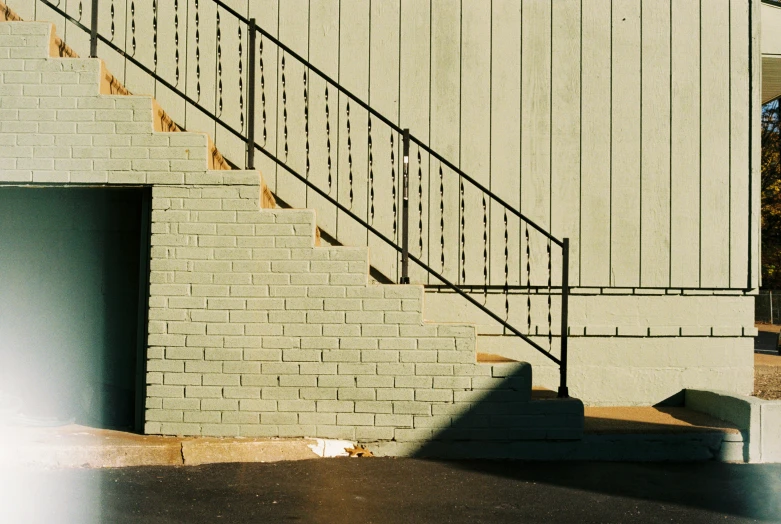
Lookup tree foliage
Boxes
[762,99,781,287]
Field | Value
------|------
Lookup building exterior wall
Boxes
[1,0,766,411]
[10,0,761,292]
[424,291,755,405]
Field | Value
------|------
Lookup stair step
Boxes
[530,387,559,400]
[476,352,518,363]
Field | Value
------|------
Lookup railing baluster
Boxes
[368,114,373,222]
[439,164,444,272]
[246,19,256,170]
[152,0,157,71]
[401,129,410,284]
[303,69,309,179]
[281,51,287,161]
[526,223,531,334]
[346,101,352,207]
[547,238,552,350]
[260,34,266,145]
[130,0,136,56]
[215,8,223,116]
[460,177,465,284]
[483,193,488,304]
[391,132,396,238]
[504,210,509,325]
[174,0,179,85]
[559,238,570,398]
[417,147,423,259]
[325,85,331,192]
[238,22,244,131]
[89,0,97,57]
[110,0,115,42]
[194,0,199,99]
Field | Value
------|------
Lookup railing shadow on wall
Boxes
[15,0,572,396]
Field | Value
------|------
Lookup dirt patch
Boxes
[753,327,781,400]
[754,352,781,400]
[754,373,781,400]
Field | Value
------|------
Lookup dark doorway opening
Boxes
[0,186,150,432]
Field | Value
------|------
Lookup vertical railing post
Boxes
[89,0,99,58]
[558,238,570,398]
[400,129,411,284]
[246,19,257,170]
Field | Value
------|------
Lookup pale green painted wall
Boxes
[13,0,761,291]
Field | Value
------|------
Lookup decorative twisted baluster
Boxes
[346,102,353,207]
[325,85,332,191]
[152,0,158,71]
[483,193,488,304]
[130,1,136,56]
[78,1,82,22]
[110,0,115,41]
[303,70,309,177]
[194,0,200,100]
[391,132,396,237]
[547,239,552,350]
[417,148,423,258]
[439,165,445,272]
[281,52,287,161]
[238,24,244,132]
[368,115,374,222]
[174,0,179,86]
[260,35,266,145]
[526,223,531,334]
[216,9,223,116]
[460,178,465,283]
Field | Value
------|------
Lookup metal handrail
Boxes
[29,0,571,398]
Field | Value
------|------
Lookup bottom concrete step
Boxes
[369,406,743,461]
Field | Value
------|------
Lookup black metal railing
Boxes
[18,0,571,397]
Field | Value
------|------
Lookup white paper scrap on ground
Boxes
[308,439,354,458]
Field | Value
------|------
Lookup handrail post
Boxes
[400,129,410,284]
[246,18,257,170]
[558,238,570,398]
[89,0,99,58]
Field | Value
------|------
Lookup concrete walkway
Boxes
[0,404,746,468]
[0,425,319,468]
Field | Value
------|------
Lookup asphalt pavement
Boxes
[2,459,781,523]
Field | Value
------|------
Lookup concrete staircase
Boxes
[0,15,584,457]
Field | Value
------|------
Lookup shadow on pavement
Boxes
[432,459,781,522]
[3,459,781,523]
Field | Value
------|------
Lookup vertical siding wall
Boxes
[18,0,761,290]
